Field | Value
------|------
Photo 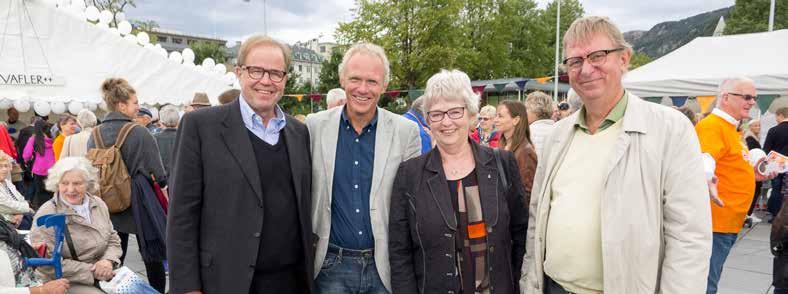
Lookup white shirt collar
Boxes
[61,195,91,224]
[531,119,555,126]
[712,108,739,126]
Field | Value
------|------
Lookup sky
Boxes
[124,0,736,45]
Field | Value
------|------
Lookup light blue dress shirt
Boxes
[238,95,287,145]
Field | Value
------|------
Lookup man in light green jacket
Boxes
[520,16,712,294]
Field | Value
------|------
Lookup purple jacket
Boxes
[22,136,55,176]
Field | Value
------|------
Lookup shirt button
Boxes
[354,161,359,165]
[355,138,359,143]
[253,232,260,238]
[358,231,363,235]
[356,209,360,213]
[354,184,359,189]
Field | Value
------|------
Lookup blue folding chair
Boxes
[24,214,65,279]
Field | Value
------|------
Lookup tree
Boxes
[726,0,787,34]
[537,0,585,76]
[629,52,652,70]
[317,48,345,93]
[129,19,159,43]
[89,0,136,27]
[191,41,228,65]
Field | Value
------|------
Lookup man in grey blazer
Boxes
[306,42,421,293]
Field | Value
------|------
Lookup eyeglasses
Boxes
[558,102,569,111]
[427,107,466,122]
[479,117,491,121]
[562,48,625,71]
[239,65,287,82]
[727,92,757,101]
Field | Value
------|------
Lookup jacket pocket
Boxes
[200,251,212,267]
[320,252,341,271]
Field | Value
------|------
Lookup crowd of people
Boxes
[0,14,785,294]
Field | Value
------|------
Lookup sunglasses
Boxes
[728,92,757,101]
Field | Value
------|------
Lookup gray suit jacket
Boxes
[306,107,421,291]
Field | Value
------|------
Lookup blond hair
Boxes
[525,91,555,120]
[339,42,391,85]
[236,35,292,70]
[563,16,632,60]
[101,78,136,112]
[0,152,13,166]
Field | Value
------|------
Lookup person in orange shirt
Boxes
[696,77,778,294]
[51,115,79,161]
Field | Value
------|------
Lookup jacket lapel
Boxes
[320,108,342,196]
[370,108,394,206]
[605,94,646,179]
[425,149,457,231]
[219,100,263,203]
[472,143,499,228]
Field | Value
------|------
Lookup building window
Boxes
[172,38,182,44]
[320,46,326,53]
[298,65,302,71]
[158,36,168,43]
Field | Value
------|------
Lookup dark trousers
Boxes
[769,175,785,217]
[31,175,52,210]
[118,232,167,293]
[748,181,764,215]
[249,266,306,294]
[544,276,571,294]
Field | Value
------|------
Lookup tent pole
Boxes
[553,0,561,102]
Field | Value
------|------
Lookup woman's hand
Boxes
[91,259,115,281]
[30,278,70,294]
[11,214,23,227]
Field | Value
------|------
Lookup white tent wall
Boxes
[0,0,233,110]
[623,30,788,97]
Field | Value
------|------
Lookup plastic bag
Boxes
[98,266,160,294]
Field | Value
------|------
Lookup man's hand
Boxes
[91,259,115,281]
[754,158,779,181]
[31,278,69,294]
[709,176,724,207]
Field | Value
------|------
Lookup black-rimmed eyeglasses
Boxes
[239,65,287,82]
[427,107,466,122]
[562,48,625,71]
[727,92,757,101]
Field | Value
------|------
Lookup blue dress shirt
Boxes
[239,95,287,145]
[329,108,378,250]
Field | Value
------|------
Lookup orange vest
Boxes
[696,114,755,233]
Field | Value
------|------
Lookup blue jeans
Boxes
[707,233,738,294]
[315,245,388,294]
[776,288,788,294]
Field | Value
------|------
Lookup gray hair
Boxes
[567,89,583,111]
[422,69,480,116]
[159,105,180,128]
[410,96,426,116]
[338,42,391,85]
[716,77,756,106]
[326,88,347,106]
[479,105,496,117]
[45,157,99,193]
[525,91,554,120]
[76,109,97,129]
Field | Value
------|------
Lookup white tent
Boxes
[623,30,788,98]
[0,0,234,111]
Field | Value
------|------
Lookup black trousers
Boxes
[545,276,572,294]
[118,232,167,293]
[31,175,52,210]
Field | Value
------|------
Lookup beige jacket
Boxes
[520,94,712,293]
[30,194,122,285]
[59,128,92,159]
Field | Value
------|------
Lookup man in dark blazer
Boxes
[167,35,314,294]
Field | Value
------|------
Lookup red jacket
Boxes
[470,128,500,148]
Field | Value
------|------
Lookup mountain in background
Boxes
[625,7,732,59]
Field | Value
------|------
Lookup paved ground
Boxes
[122,214,776,294]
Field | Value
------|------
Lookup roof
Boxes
[291,46,324,63]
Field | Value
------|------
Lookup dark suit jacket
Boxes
[167,99,313,294]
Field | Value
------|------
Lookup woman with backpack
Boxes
[22,119,56,210]
[87,78,168,293]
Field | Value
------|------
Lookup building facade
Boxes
[145,28,227,54]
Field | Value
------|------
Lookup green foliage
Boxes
[629,52,652,70]
[129,19,159,43]
[726,0,787,34]
[335,0,585,90]
[318,48,345,93]
[191,41,228,65]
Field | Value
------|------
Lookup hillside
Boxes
[625,7,732,58]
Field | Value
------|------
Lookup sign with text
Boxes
[0,73,65,86]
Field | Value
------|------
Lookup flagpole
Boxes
[769,0,775,31]
[553,0,561,102]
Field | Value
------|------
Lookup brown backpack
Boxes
[85,123,136,213]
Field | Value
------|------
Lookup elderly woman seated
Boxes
[30,157,122,294]
[0,153,32,228]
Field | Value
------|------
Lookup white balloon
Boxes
[43,0,57,7]
[183,61,195,68]
[34,101,51,116]
[201,58,216,68]
[144,43,155,51]
[96,22,109,30]
[51,101,66,114]
[169,51,183,64]
[195,65,205,73]
[114,11,126,22]
[85,6,99,21]
[67,101,83,114]
[137,32,150,45]
[155,43,162,49]
[72,0,86,10]
[214,63,227,74]
[55,0,67,8]
[13,100,30,113]
[98,10,113,24]
[99,101,108,111]
[123,34,137,44]
[182,48,195,64]
[157,48,168,57]
[117,20,132,36]
[0,99,11,110]
[87,102,98,111]
[107,27,119,36]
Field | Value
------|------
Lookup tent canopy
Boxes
[0,0,233,106]
[623,29,788,97]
